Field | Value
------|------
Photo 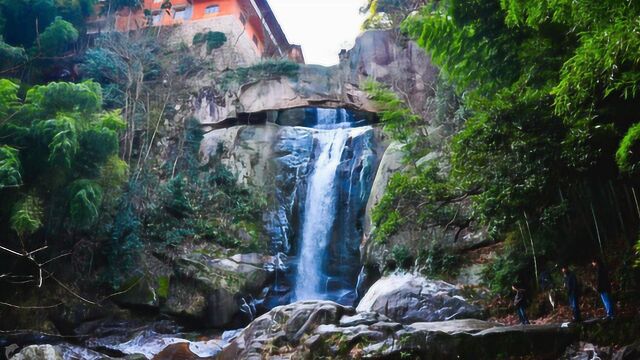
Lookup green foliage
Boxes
[0,37,27,71]
[636,237,640,268]
[0,79,123,287]
[68,179,103,228]
[418,244,460,278]
[361,0,427,30]
[137,117,267,251]
[80,33,162,108]
[372,165,465,243]
[0,0,94,51]
[402,0,640,274]
[25,80,102,117]
[76,126,119,175]
[364,80,423,147]
[0,78,19,118]
[192,31,227,53]
[156,276,169,299]
[0,146,22,189]
[43,116,79,168]
[37,17,78,56]
[617,123,640,175]
[481,242,529,296]
[10,195,43,237]
[163,175,192,218]
[106,200,143,288]
[98,155,129,190]
[218,59,300,91]
[107,0,142,10]
[0,0,57,48]
[391,244,412,270]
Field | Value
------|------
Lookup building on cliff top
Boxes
[87,0,304,63]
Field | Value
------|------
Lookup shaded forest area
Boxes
[363,0,640,312]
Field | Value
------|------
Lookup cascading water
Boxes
[290,108,377,304]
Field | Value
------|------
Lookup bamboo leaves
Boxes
[10,195,43,238]
[0,145,21,189]
[69,180,103,229]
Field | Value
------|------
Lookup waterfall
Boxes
[292,109,374,303]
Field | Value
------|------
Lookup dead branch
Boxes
[0,301,62,309]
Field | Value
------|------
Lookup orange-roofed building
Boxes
[93,0,303,63]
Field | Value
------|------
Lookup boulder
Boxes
[216,298,580,360]
[614,341,640,360]
[217,301,354,360]
[344,30,439,122]
[9,345,62,360]
[200,124,278,187]
[356,274,484,323]
[164,253,269,327]
[363,141,405,237]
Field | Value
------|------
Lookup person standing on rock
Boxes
[512,283,530,325]
[591,259,615,320]
[561,265,582,322]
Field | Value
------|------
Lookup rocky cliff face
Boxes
[190,30,443,297]
[194,29,438,128]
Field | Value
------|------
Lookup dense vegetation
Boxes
[368,0,640,294]
[0,4,267,314]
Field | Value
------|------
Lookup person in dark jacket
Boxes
[512,283,530,325]
[561,265,582,322]
[591,259,614,319]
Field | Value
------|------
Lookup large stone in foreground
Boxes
[217,301,355,360]
[214,299,584,359]
[356,274,484,323]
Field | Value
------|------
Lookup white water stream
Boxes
[293,109,370,301]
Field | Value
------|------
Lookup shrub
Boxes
[0,38,27,70]
[192,31,227,52]
[482,244,530,296]
[392,244,413,270]
[616,122,640,175]
[106,201,143,288]
[418,244,460,278]
[217,59,300,91]
[38,17,79,56]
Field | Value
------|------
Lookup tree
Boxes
[0,79,125,287]
[400,0,640,289]
[361,0,428,29]
[38,17,79,56]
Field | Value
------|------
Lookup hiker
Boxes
[512,283,530,325]
[591,259,615,319]
[561,265,582,322]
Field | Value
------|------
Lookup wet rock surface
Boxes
[213,300,592,360]
[5,306,639,360]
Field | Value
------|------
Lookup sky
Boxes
[268,0,367,66]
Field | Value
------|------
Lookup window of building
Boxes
[205,5,220,14]
[152,11,162,25]
[239,13,247,25]
[252,35,259,47]
[174,7,189,21]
